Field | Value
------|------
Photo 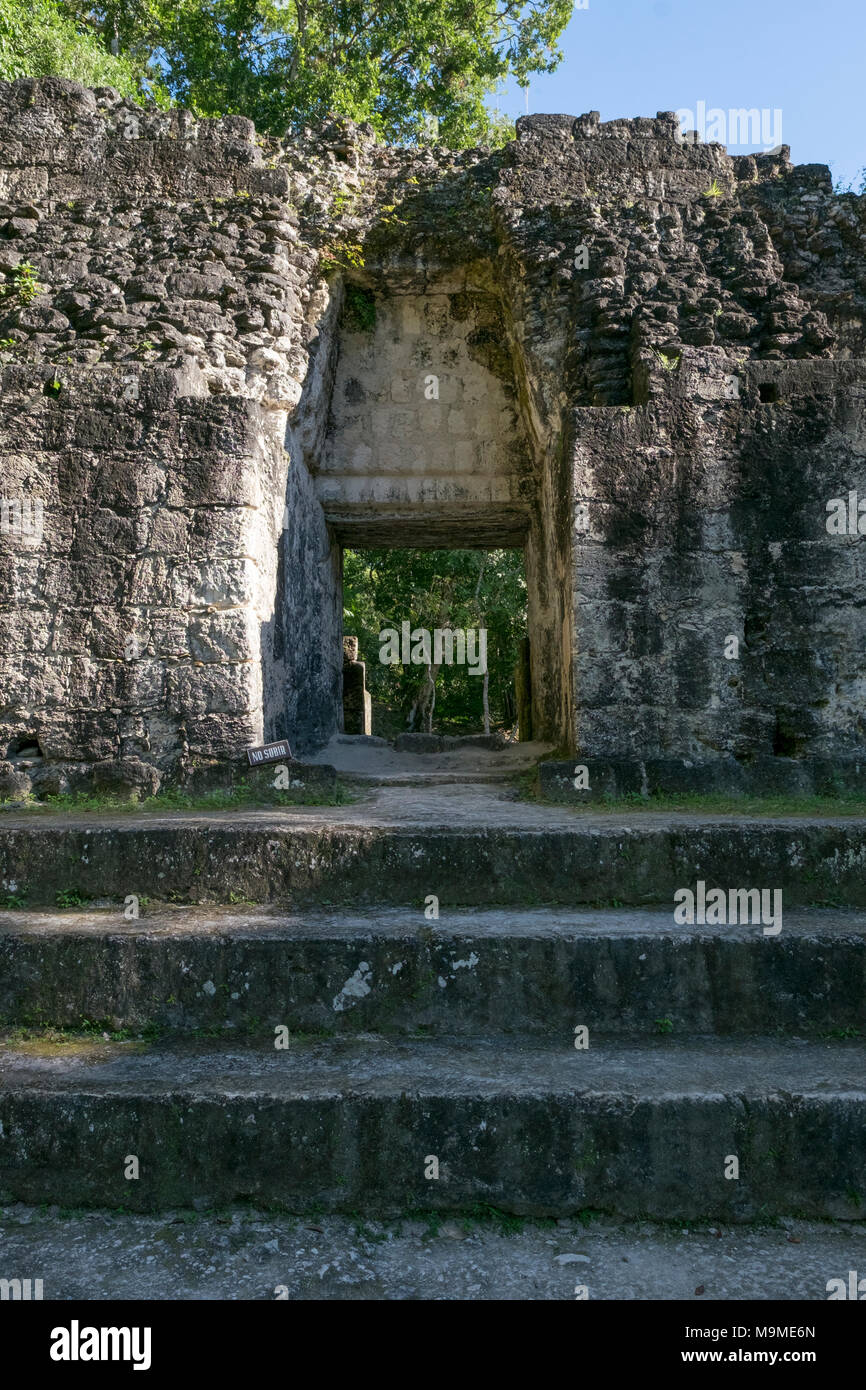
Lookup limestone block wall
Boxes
[490,111,866,765]
[572,356,866,764]
[318,272,534,548]
[265,283,344,755]
[1,79,866,787]
[0,360,307,785]
[0,76,345,789]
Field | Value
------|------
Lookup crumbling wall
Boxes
[0,76,345,790]
[500,112,864,768]
[571,356,866,764]
[1,79,865,789]
[266,283,343,755]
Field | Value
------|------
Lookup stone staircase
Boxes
[1,783,865,1223]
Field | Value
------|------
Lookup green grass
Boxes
[8,1196,860,1234]
[0,1016,321,1046]
[0,781,355,816]
[457,1203,536,1236]
[0,1020,160,1050]
[56,886,89,909]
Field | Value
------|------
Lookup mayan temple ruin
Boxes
[0,76,865,1307]
[0,77,864,794]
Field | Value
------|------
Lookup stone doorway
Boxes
[266,272,576,758]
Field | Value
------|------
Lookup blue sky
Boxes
[494,0,865,189]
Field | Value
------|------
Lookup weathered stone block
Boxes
[90,757,162,800]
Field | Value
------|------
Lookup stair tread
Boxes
[3,905,866,938]
[2,1035,864,1097]
[4,791,866,830]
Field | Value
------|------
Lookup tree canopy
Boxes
[0,0,152,97]
[0,0,572,145]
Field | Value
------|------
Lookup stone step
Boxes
[0,1035,863,1219]
[2,906,865,1038]
[2,798,866,907]
[0,1205,858,1301]
[339,771,515,785]
[303,736,550,787]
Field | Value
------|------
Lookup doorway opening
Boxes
[341,546,530,741]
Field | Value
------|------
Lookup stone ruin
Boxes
[1,76,865,798]
[1,78,866,1270]
[342,635,371,736]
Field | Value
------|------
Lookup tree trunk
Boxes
[407,663,441,733]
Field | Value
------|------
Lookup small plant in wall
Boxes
[332,188,358,215]
[703,179,724,198]
[56,886,88,909]
[12,261,43,304]
[319,239,365,274]
[652,348,681,372]
[343,284,376,332]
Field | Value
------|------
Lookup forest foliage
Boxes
[343,547,526,733]
[1,0,572,146]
